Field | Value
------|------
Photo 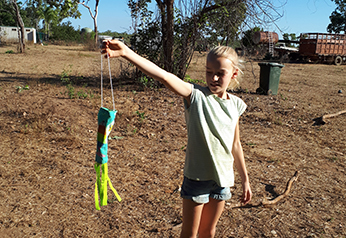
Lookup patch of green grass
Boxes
[5,50,14,54]
[279,93,288,101]
[77,90,88,99]
[329,157,338,162]
[66,84,75,99]
[64,86,94,100]
[60,66,93,100]
[16,85,29,93]
[60,65,73,84]
[136,110,146,121]
[88,89,94,99]
[138,76,156,88]
[184,74,206,85]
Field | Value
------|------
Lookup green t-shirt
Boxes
[184,84,247,187]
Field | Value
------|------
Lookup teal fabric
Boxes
[95,107,117,164]
[183,84,247,187]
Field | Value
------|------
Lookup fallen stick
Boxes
[261,171,299,206]
[323,110,346,119]
[231,171,300,209]
[313,110,346,125]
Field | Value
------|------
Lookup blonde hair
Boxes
[207,46,243,90]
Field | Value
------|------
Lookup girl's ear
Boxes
[231,68,239,79]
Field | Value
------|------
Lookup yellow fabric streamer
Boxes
[94,163,122,210]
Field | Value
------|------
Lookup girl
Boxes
[101,41,252,238]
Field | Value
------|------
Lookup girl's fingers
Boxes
[241,190,252,205]
[102,40,109,46]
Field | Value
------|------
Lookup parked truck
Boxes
[253,32,346,65]
[298,33,346,65]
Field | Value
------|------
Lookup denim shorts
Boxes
[180,176,232,204]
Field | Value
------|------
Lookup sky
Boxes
[65,0,338,38]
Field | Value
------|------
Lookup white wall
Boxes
[0,26,37,44]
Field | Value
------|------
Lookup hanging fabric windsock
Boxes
[94,54,121,210]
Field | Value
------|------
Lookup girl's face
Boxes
[206,55,238,99]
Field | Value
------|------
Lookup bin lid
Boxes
[258,62,284,68]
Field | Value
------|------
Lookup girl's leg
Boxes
[198,198,225,238]
[180,198,204,238]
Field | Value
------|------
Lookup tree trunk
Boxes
[94,0,99,46]
[156,1,166,68]
[165,0,174,73]
[156,0,174,73]
[94,19,98,45]
[35,19,40,43]
[12,0,25,53]
[80,0,99,47]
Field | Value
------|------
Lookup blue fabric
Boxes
[95,107,117,164]
[180,176,232,204]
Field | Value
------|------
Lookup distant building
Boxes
[81,27,93,34]
[0,26,37,44]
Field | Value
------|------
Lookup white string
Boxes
[107,53,116,111]
[100,54,104,108]
[100,53,116,111]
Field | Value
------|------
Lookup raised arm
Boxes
[102,40,192,101]
[232,120,252,205]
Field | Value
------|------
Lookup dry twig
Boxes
[313,110,346,125]
[233,171,300,209]
[261,171,299,206]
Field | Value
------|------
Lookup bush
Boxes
[81,31,99,51]
[50,21,81,42]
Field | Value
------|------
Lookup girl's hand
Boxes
[241,181,252,205]
[101,40,127,58]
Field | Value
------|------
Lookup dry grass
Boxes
[0,44,345,237]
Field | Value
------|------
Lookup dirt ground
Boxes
[0,44,345,238]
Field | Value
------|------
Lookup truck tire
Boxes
[335,56,343,66]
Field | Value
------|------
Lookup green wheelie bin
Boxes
[256,62,284,95]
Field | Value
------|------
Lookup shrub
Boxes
[50,21,81,42]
